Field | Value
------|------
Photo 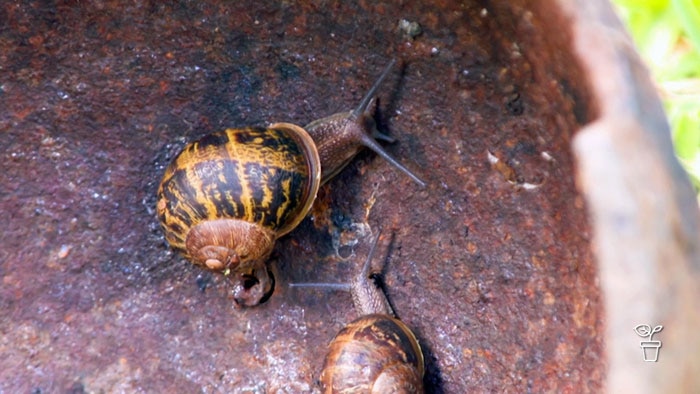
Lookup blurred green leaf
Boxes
[671,110,700,159]
[680,154,700,189]
[668,48,700,79]
[672,0,700,52]
[615,0,669,13]
[614,0,700,193]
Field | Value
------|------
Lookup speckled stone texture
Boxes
[1,1,698,393]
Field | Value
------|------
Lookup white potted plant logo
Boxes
[634,324,663,362]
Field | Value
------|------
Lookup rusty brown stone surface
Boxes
[1,0,616,392]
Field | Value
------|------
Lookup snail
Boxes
[291,232,425,393]
[156,60,424,307]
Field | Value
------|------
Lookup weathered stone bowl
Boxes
[1,0,698,392]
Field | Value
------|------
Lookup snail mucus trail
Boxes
[291,232,425,393]
[156,60,425,307]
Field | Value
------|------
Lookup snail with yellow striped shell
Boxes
[156,60,424,307]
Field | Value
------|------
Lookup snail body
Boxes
[293,233,424,393]
[157,60,423,307]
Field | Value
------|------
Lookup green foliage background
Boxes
[613,0,700,193]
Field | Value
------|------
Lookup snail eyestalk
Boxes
[358,132,426,187]
[288,283,351,291]
[353,59,426,187]
[350,58,397,121]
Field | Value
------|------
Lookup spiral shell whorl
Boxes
[156,124,321,268]
[320,314,425,393]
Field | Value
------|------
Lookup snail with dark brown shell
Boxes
[292,232,425,393]
[156,60,424,307]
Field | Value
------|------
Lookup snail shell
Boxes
[320,314,424,393]
[157,124,320,305]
